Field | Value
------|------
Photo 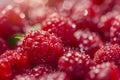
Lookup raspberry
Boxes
[0,5,25,39]
[22,30,63,66]
[86,62,120,80]
[58,50,94,80]
[26,65,53,78]
[0,38,9,55]
[42,13,77,47]
[70,0,100,32]
[94,44,120,67]
[74,30,104,58]
[39,72,70,80]
[0,58,12,80]
[110,15,120,44]
[97,12,117,41]
[13,65,53,80]
[1,49,30,74]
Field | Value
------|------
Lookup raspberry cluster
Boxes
[0,0,120,80]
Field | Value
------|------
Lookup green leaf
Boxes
[7,33,24,48]
[31,24,41,31]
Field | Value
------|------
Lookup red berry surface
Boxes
[0,58,12,80]
[0,0,120,80]
[42,13,77,47]
[22,30,63,66]
[86,62,120,80]
[26,65,53,78]
[70,0,99,32]
[39,72,70,80]
[13,64,53,80]
[0,38,9,55]
[91,0,104,5]
[1,50,30,74]
[97,12,118,41]
[0,5,25,39]
[94,44,120,67]
[74,30,104,58]
[110,15,120,44]
[58,50,94,80]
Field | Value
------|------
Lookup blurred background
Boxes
[0,0,11,5]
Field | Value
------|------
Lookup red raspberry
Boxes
[42,13,77,47]
[39,72,70,80]
[13,65,53,80]
[1,49,30,74]
[0,38,9,55]
[97,12,118,41]
[94,44,120,67]
[0,58,12,80]
[110,15,120,44]
[98,13,114,41]
[0,5,25,39]
[22,30,63,66]
[74,30,104,58]
[58,50,94,80]
[70,0,100,32]
[27,65,53,78]
[86,62,120,80]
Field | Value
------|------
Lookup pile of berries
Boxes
[1,0,120,80]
